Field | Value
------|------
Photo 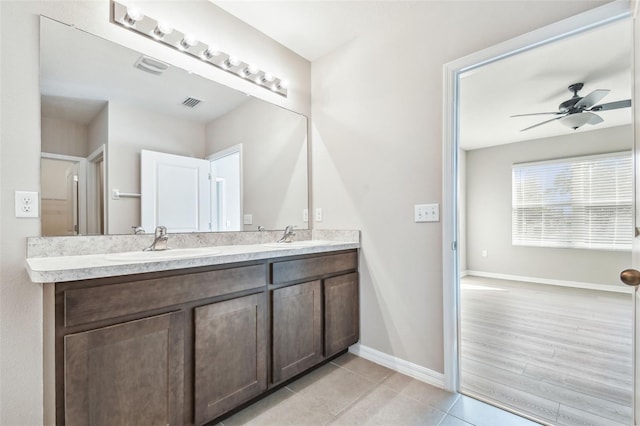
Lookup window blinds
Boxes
[512,151,632,251]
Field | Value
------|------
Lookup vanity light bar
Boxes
[110,1,289,97]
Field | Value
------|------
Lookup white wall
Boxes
[205,98,308,231]
[465,125,632,286]
[310,0,611,374]
[0,1,309,424]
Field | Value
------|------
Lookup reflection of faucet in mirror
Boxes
[132,226,145,235]
[277,225,295,243]
[144,226,169,251]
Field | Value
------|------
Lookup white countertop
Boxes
[26,240,359,283]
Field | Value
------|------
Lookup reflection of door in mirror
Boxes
[41,154,85,236]
[141,150,212,233]
[209,145,242,232]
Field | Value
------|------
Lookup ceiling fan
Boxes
[511,82,631,131]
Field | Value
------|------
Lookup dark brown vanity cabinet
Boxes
[194,293,267,424]
[54,249,358,425]
[271,280,323,385]
[324,272,359,357]
[270,250,359,384]
[64,311,185,426]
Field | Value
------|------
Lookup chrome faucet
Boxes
[132,225,146,235]
[144,226,169,251]
[277,225,295,243]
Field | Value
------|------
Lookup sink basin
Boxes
[263,240,331,248]
[103,247,221,262]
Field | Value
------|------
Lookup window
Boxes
[512,151,632,251]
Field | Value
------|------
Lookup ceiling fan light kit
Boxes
[511,82,631,131]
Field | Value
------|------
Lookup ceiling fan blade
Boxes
[590,99,631,111]
[559,112,603,129]
[520,116,563,132]
[574,89,610,109]
[510,112,562,118]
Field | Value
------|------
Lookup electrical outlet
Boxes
[243,214,253,225]
[303,209,309,222]
[414,203,439,222]
[315,207,322,222]
[15,191,39,218]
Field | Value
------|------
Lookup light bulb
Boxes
[278,79,289,89]
[262,72,275,83]
[224,56,241,68]
[243,64,259,76]
[179,34,198,51]
[152,22,173,40]
[124,6,144,27]
[201,45,221,60]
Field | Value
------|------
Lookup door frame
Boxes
[441,1,632,393]
[41,152,88,235]
[207,144,243,231]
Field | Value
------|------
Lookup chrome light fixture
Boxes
[111,1,289,97]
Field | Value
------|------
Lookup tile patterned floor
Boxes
[219,353,540,426]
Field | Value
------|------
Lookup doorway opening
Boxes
[443,3,633,425]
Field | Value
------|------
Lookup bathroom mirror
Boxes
[39,16,308,235]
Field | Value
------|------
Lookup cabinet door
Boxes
[325,273,360,357]
[64,311,185,426]
[194,293,266,425]
[272,280,323,385]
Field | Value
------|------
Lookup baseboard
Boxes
[348,343,445,389]
[465,270,633,294]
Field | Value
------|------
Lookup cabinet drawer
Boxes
[271,251,357,284]
[64,264,266,327]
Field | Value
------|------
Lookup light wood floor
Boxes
[460,276,633,426]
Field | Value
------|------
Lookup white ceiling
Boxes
[459,18,632,150]
[211,1,632,150]
[212,0,420,62]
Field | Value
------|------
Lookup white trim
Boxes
[348,344,445,389]
[442,0,632,395]
[464,270,633,294]
[207,144,243,232]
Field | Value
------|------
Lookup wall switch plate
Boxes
[315,207,322,222]
[15,191,39,218]
[303,209,309,222]
[243,214,253,225]
[415,203,439,222]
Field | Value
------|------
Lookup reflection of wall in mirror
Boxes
[205,98,308,231]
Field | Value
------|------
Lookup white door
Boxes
[141,150,211,233]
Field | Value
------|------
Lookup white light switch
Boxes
[243,214,253,225]
[415,203,439,222]
[15,191,39,218]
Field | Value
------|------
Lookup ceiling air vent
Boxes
[134,56,169,76]
[182,97,202,108]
